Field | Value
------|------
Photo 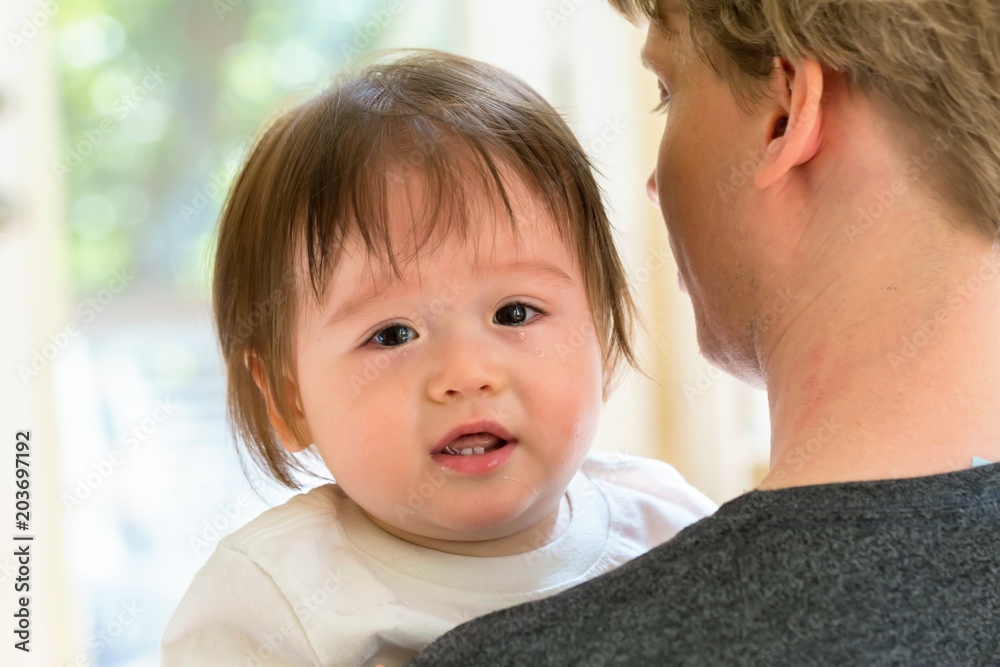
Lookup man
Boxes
[409,1,1000,665]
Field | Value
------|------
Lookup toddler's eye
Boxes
[494,302,542,327]
[370,324,417,347]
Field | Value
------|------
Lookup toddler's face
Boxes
[288,173,604,551]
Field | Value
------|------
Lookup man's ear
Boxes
[245,351,312,453]
[755,57,825,190]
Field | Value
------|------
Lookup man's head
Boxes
[611,0,1000,384]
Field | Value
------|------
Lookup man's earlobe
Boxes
[245,351,312,453]
[755,58,825,189]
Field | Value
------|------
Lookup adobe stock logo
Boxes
[18,268,135,384]
[887,252,1000,372]
[546,0,592,30]
[584,118,627,157]
[179,159,240,224]
[716,147,769,200]
[188,493,253,556]
[337,0,405,64]
[348,278,467,394]
[62,398,177,512]
[842,129,960,244]
[8,0,66,53]
[52,67,169,181]
[392,470,449,524]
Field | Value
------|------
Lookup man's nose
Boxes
[426,336,504,404]
[646,169,660,207]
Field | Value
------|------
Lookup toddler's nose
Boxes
[427,339,503,403]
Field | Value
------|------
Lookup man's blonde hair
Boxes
[612,0,1000,237]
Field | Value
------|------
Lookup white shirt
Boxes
[160,451,716,667]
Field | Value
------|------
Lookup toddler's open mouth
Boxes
[432,421,515,457]
[430,421,518,474]
[440,433,508,456]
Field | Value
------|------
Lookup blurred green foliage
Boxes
[55,0,391,296]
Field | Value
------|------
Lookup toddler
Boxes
[161,49,715,667]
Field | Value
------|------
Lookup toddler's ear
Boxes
[245,351,312,453]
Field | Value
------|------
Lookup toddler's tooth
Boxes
[460,448,473,456]
[473,446,485,455]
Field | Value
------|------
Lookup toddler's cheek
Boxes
[532,384,599,444]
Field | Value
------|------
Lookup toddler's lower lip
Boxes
[431,440,516,475]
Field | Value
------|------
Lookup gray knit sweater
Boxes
[408,464,1000,666]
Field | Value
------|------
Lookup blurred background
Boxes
[0,0,769,664]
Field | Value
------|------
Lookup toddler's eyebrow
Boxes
[325,260,574,328]
[328,289,387,327]
[492,260,575,288]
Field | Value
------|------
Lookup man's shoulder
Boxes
[406,508,741,666]
[409,471,1000,666]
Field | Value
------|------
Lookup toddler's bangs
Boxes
[287,67,587,304]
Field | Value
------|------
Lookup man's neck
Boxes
[759,230,1000,490]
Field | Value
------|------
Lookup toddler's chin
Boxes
[409,499,543,544]
[431,506,530,539]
